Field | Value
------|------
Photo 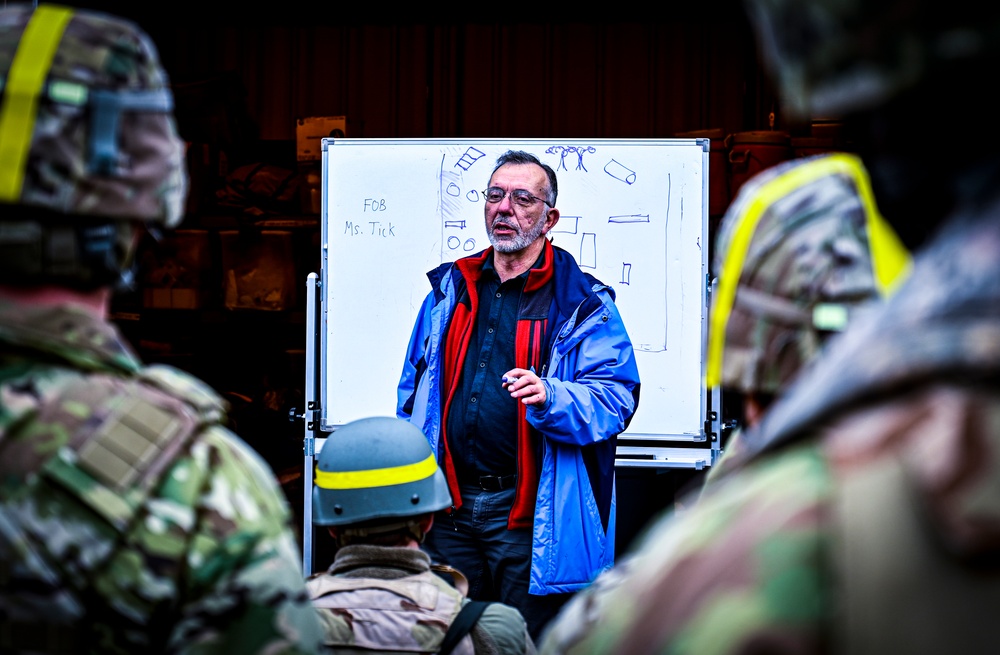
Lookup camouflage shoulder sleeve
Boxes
[161,422,323,655]
[150,354,321,654]
[474,600,536,655]
[538,443,834,655]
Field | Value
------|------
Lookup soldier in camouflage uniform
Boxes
[307,416,535,654]
[539,1,1000,653]
[704,150,910,477]
[0,5,323,654]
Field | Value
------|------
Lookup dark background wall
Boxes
[165,16,771,142]
[88,2,783,144]
[74,0,793,556]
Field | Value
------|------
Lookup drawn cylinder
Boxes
[603,159,637,185]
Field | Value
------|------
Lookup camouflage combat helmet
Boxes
[706,153,910,396]
[743,0,1000,120]
[313,417,452,532]
[0,3,186,286]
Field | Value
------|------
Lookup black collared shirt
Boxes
[446,254,527,483]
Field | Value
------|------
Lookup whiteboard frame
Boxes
[315,137,719,467]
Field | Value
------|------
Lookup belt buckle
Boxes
[479,474,513,491]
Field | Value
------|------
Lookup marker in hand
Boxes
[502,367,545,406]
[502,365,536,387]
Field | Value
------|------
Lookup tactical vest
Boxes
[307,568,476,655]
[0,364,227,653]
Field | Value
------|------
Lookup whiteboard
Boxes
[320,138,710,441]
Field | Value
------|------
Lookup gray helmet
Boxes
[313,417,452,528]
[0,4,187,286]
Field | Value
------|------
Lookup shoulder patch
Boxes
[34,368,224,531]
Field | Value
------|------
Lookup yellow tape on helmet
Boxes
[315,452,439,490]
[0,5,74,201]
[705,152,911,389]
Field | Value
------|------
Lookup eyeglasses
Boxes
[482,187,553,208]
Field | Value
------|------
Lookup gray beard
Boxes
[488,214,546,253]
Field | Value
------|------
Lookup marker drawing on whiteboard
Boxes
[604,158,636,184]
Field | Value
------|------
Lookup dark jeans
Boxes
[422,483,571,641]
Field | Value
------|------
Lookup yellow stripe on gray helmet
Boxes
[0,5,74,201]
[315,452,439,490]
[705,152,912,389]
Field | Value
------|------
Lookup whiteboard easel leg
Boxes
[302,272,321,575]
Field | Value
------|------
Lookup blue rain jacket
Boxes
[397,243,640,594]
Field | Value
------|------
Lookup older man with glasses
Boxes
[397,149,641,641]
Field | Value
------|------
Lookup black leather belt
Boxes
[477,474,516,491]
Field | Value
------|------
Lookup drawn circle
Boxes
[466,189,480,202]
[447,236,461,250]
[446,182,461,197]
[464,238,476,251]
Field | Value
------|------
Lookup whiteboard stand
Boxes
[616,385,723,469]
[710,385,723,466]
[615,446,714,469]
[301,272,321,574]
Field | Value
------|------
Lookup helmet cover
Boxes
[709,153,910,395]
[0,3,186,226]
